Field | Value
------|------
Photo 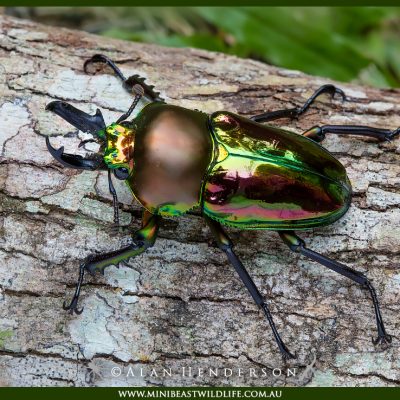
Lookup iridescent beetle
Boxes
[46,55,397,359]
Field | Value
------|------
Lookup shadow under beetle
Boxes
[45,54,397,359]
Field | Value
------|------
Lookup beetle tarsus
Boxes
[84,54,127,82]
[364,281,392,349]
[63,297,84,315]
[299,84,346,114]
[279,345,296,360]
[372,333,392,348]
[331,86,346,102]
[261,303,296,360]
[83,54,163,102]
[63,263,86,315]
[386,127,400,142]
[251,84,346,123]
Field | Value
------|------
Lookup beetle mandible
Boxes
[45,54,397,359]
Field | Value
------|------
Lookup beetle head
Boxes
[45,101,137,180]
[102,122,135,180]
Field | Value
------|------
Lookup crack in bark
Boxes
[333,369,400,385]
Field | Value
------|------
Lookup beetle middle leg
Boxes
[279,231,392,348]
[83,54,163,102]
[205,216,295,359]
[302,125,400,143]
[251,84,345,123]
[63,211,160,315]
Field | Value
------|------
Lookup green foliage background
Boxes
[7,7,400,88]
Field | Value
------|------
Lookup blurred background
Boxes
[5,7,400,88]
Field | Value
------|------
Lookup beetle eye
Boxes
[114,167,129,180]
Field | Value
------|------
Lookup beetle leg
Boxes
[279,231,392,348]
[83,54,164,102]
[62,211,160,315]
[84,54,127,81]
[205,216,295,359]
[302,125,400,143]
[251,84,345,123]
[108,170,120,226]
[63,263,85,315]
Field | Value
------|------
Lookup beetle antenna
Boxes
[108,169,120,225]
[117,84,145,123]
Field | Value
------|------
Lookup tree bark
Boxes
[0,15,399,387]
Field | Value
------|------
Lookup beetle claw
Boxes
[63,298,84,315]
[278,342,296,360]
[333,87,346,102]
[279,346,296,360]
[385,127,400,142]
[372,333,392,348]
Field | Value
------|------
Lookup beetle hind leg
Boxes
[251,84,345,123]
[303,125,400,143]
[279,231,392,349]
[84,54,163,102]
[205,216,295,359]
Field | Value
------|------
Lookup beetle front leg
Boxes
[205,216,295,359]
[279,231,392,348]
[63,211,160,315]
[251,84,345,123]
[83,54,163,102]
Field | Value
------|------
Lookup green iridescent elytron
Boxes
[45,54,396,359]
[204,111,351,229]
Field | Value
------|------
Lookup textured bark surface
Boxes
[0,15,399,387]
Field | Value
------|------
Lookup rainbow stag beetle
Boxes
[45,54,397,359]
